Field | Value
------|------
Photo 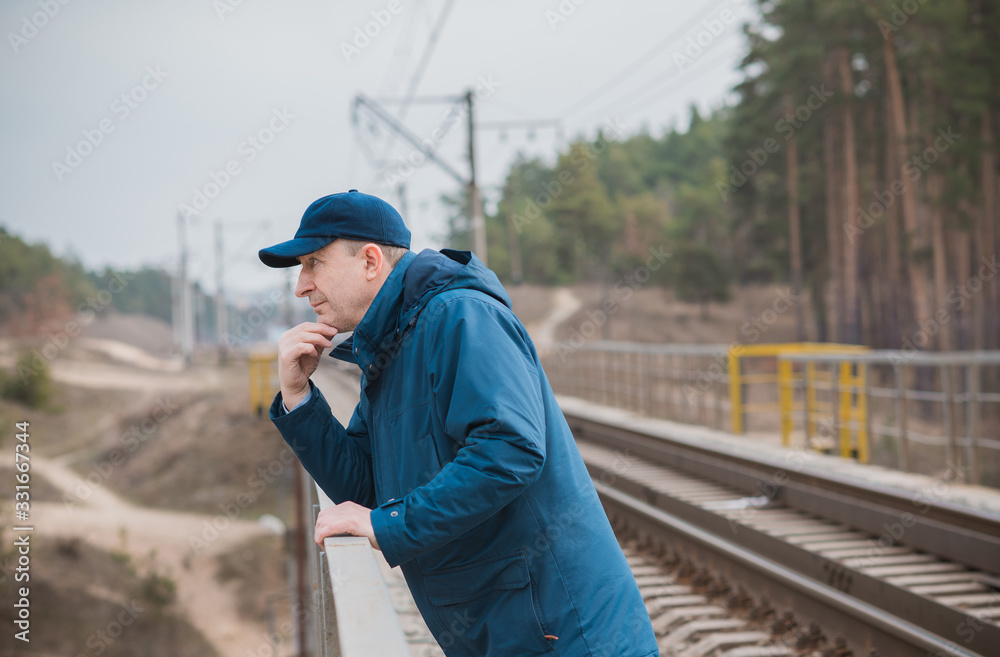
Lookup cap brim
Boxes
[258,237,335,268]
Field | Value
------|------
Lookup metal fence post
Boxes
[838,361,852,459]
[630,350,638,412]
[894,363,910,472]
[713,354,723,430]
[600,348,609,406]
[696,354,708,426]
[941,363,958,477]
[641,349,652,416]
[804,360,814,446]
[677,353,687,422]
[729,348,743,434]
[858,362,869,464]
[779,356,794,447]
[967,362,981,485]
[586,348,594,402]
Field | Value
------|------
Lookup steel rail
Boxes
[563,410,1000,573]
[564,406,1000,656]
[596,482,983,657]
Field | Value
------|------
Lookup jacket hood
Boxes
[330,248,511,368]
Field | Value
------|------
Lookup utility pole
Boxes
[466,90,487,266]
[353,93,485,262]
[215,220,228,364]
[354,93,560,273]
[505,199,523,285]
[176,212,194,365]
[171,263,181,358]
[396,183,409,225]
[284,268,294,328]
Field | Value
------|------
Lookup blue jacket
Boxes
[271,248,657,657]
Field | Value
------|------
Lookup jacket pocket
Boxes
[421,553,553,656]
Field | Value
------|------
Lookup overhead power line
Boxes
[558,0,734,118]
[578,29,740,123]
[378,0,457,160]
[353,93,467,185]
[375,0,426,97]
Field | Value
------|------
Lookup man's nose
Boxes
[295,269,313,297]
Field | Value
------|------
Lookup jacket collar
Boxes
[327,249,480,379]
[328,249,417,372]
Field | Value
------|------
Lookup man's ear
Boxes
[362,243,384,281]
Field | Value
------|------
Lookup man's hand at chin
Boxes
[314,500,379,551]
[277,322,339,408]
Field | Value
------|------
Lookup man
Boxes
[259,189,657,657]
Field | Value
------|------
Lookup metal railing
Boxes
[541,341,866,435]
[542,341,1000,485]
[253,358,410,655]
[311,483,410,657]
[779,351,1000,485]
[542,341,734,430]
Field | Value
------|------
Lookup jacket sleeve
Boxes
[370,296,546,567]
[270,379,377,509]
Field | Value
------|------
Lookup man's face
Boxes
[295,240,372,332]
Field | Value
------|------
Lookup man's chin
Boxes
[315,313,349,332]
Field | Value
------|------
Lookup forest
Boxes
[451,0,999,351]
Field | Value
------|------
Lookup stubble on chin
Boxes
[317,296,368,334]
[323,312,357,334]
[318,312,345,332]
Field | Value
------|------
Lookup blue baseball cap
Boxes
[258,189,410,268]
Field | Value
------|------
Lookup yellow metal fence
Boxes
[727,343,870,460]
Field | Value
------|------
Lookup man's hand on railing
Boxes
[314,500,380,551]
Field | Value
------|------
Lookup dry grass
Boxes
[214,534,290,624]
[0,538,218,657]
[86,365,294,520]
[556,283,817,345]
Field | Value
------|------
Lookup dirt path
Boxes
[76,337,185,372]
[32,454,281,657]
[48,359,224,391]
[0,335,217,391]
[529,287,582,352]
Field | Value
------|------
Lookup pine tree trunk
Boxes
[864,223,884,348]
[884,92,904,348]
[823,52,844,343]
[785,97,805,342]
[883,36,932,346]
[810,275,829,342]
[928,169,951,350]
[862,93,882,347]
[980,112,998,349]
[953,226,971,350]
[838,47,861,345]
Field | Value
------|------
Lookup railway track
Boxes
[564,404,1000,657]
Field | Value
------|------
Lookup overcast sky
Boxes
[1,0,757,297]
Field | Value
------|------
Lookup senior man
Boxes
[259,189,657,657]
